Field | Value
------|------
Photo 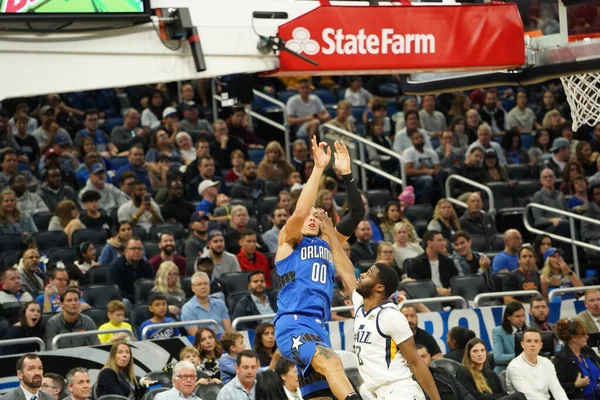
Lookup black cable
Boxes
[151,18,182,51]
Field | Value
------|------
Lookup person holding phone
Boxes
[117,180,163,233]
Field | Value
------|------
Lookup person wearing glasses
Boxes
[107,237,154,304]
[41,373,65,400]
[155,361,201,400]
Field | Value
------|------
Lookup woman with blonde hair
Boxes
[448,94,472,119]
[379,200,418,243]
[392,221,424,268]
[540,247,583,299]
[542,109,563,138]
[315,189,340,224]
[376,241,408,281]
[152,261,186,316]
[328,99,356,139]
[0,189,37,234]
[97,341,151,400]
[427,199,460,243]
[48,199,85,247]
[257,141,295,184]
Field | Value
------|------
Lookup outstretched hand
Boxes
[316,209,335,240]
[333,140,352,175]
[311,135,331,169]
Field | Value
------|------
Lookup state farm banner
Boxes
[273,3,525,76]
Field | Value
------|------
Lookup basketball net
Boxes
[560,72,600,131]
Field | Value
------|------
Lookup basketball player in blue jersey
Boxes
[274,136,365,400]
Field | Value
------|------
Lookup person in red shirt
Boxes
[236,229,271,287]
[149,232,186,276]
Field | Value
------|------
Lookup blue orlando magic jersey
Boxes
[274,235,336,322]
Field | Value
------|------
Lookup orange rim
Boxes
[569,32,600,42]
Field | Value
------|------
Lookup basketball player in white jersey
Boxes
[353,263,440,400]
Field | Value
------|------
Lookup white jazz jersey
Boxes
[353,290,414,392]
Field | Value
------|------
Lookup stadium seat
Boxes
[498,370,508,393]
[355,260,376,273]
[226,292,246,313]
[88,266,109,283]
[450,275,488,303]
[221,272,251,295]
[506,164,532,180]
[515,180,540,207]
[313,89,336,106]
[134,279,155,304]
[277,90,297,104]
[185,257,196,276]
[32,212,54,231]
[365,189,392,209]
[399,279,439,302]
[351,106,365,122]
[229,199,256,216]
[404,204,433,223]
[486,182,515,209]
[470,235,489,253]
[264,180,282,197]
[413,220,429,238]
[141,388,169,400]
[492,234,505,251]
[144,372,172,388]
[495,208,526,234]
[82,284,122,308]
[128,303,153,337]
[110,156,129,169]
[72,228,108,248]
[82,307,109,328]
[0,234,22,254]
[430,358,462,377]
[133,225,149,240]
[181,276,193,298]
[92,383,98,400]
[248,148,265,166]
[258,196,278,219]
[1,251,19,269]
[492,272,509,292]
[144,242,161,259]
[48,247,77,264]
[194,383,223,400]
[335,192,347,207]
[33,231,68,251]
[41,312,56,331]
[149,223,186,241]
[98,395,130,400]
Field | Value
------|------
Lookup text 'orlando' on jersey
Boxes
[274,235,336,322]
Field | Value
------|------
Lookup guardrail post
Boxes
[568,216,580,277]
[211,79,218,122]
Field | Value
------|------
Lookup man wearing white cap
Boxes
[196,179,220,215]
[152,107,181,137]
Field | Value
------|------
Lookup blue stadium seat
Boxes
[110,156,129,170]
[33,231,68,251]
[277,90,298,104]
[134,279,155,304]
[248,148,265,165]
[313,89,336,106]
[351,106,365,123]
[0,234,23,254]
[33,212,54,232]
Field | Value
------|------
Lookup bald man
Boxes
[491,229,522,274]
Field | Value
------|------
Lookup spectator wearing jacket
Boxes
[36,167,78,213]
[232,271,277,331]
[408,231,457,297]
[235,230,270,287]
[79,163,129,212]
[459,192,497,252]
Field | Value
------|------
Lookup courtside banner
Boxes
[272,3,525,76]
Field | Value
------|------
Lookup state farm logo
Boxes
[286,27,320,55]
[285,27,436,56]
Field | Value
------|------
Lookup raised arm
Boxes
[332,141,365,244]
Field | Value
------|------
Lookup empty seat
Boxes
[313,89,336,106]
[277,90,298,104]
[185,257,197,276]
[48,247,77,264]
[82,307,109,328]
[248,148,265,166]
[33,231,68,251]
[82,284,122,308]
[506,164,532,180]
[335,192,347,207]
[354,260,375,273]
[149,223,186,241]
[181,276,193,298]
[258,196,278,218]
[450,275,488,303]
[515,180,541,207]
[264,180,282,197]
[132,225,148,240]
[470,235,490,253]
[413,220,429,238]
[365,189,392,209]
[88,266,109,284]
[194,383,223,400]
[32,212,54,231]
[430,358,462,377]
[128,303,153,338]
[220,272,251,295]
[400,279,439,300]
[144,242,161,259]
[109,156,129,169]
[404,204,433,223]
[492,272,509,292]
[345,367,363,389]
[134,279,155,304]
[226,292,246,313]
[486,182,515,210]
[229,199,256,216]
[492,234,505,251]
[72,228,108,248]
[2,250,19,269]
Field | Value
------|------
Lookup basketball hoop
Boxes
[561,71,600,131]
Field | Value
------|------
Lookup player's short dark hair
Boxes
[248,270,265,283]
[374,262,399,298]
[236,349,258,365]
[81,190,101,203]
[148,292,167,306]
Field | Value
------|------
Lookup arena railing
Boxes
[399,296,468,310]
[473,290,541,308]
[548,285,600,302]
[52,328,135,350]
[140,319,220,340]
[231,306,354,331]
[445,174,496,216]
[0,337,45,352]
[323,123,406,192]
[523,202,600,278]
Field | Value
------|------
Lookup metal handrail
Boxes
[473,290,541,308]
[399,296,468,310]
[324,123,406,191]
[548,285,600,302]
[52,328,134,350]
[0,337,45,352]
[141,319,219,340]
[231,306,354,331]
[523,202,600,278]
[353,160,404,187]
[445,174,496,215]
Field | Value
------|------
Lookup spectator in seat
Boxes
[97,341,151,400]
[184,211,209,259]
[188,156,227,202]
[392,221,424,268]
[44,287,100,349]
[152,261,186,316]
[316,189,339,225]
[195,179,219,215]
[79,190,112,230]
[554,318,600,400]
[32,105,73,153]
[5,354,54,400]
[402,130,440,204]
[574,289,600,334]
[407,230,457,296]
[225,205,267,255]
[359,192,384,243]
[262,207,288,253]
[452,230,492,276]
[209,121,246,171]
[459,192,497,251]
[350,220,377,264]
[176,131,196,166]
[139,292,180,340]
[73,241,101,279]
[232,271,277,331]
[503,130,531,166]
[36,266,90,313]
[529,296,554,332]
[184,139,217,184]
[444,326,476,363]
[236,230,271,287]
[395,98,420,133]
[393,110,433,155]
[156,361,200,400]
[107,237,154,303]
[0,149,37,191]
[482,149,513,185]
[13,112,40,170]
[1,301,42,355]
[98,221,133,266]
[290,139,309,172]
[492,229,523,274]
[465,108,482,142]
[253,322,277,368]
[380,200,414,244]
[10,174,49,216]
[567,174,589,212]
[113,145,151,188]
[217,350,259,400]
[149,232,186,276]
[79,163,129,213]
[540,247,582,299]
[436,130,465,169]
[97,299,133,344]
[344,76,371,107]
[366,117,397,173]
[230,160,266,201]
[74,109,117,158]
[466,123,507,166]
[161,179,194,226]
[41,373,65,400]
[202,230,241,280]
[48,200,85,247]
[142,91,167,130]
[582,184,600,249]
[285,79,330,143]
[503,246,541,304]
[542,137,570,178]
[7,104,37,136]
[18,249,44,293]
[36,167,78,213]
[529,130,552,166]
[559,161,584,195]
[449,116,470,153]
[507,90,540,134]
[451,148,486,197]
[479,90,508,135]
[226,106,263,148]
[327,100,357,140]
[419,95,446,139]
[401,304,442,359]
[257,141,295,185]
[532,234,553,270]
[146,130,182,166]
[37,133,80,173]
[117,180,163,233]
[427,198,460,246]
[181,271,231,335]
[194,257,226,302]
[0,267,33,308]
[220,332,246,385]
[0,189,37,234]
[65,368,92,400]
[225,150,245,183]
[110,108,147,154]
[180,102,212,141]
[531,168,570,235]
[506,328,568,400]
[492,301,526,373]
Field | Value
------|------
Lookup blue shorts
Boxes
[274,314,332,398]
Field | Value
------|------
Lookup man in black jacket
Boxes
[107,237,154,303]
[350,220,377,264]
[417,345,476,400]
[407,230,457,296]
[231,270,277,330]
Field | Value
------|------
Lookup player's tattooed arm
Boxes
[315,344,336,360]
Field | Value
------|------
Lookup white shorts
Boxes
[372,380,426,400]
